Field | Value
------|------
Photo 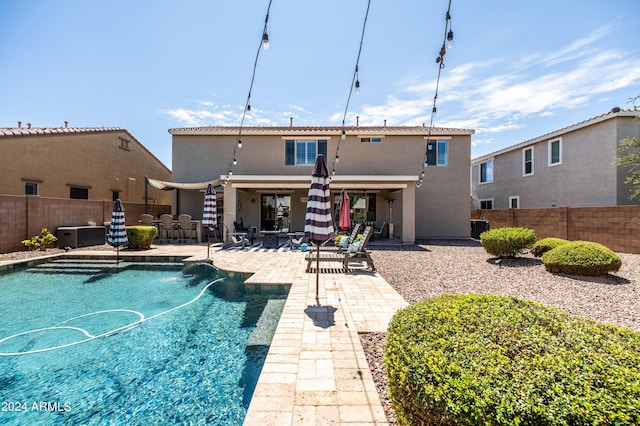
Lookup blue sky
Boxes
[1,0,639,169]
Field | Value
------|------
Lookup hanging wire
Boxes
[416,0,453,189]
[222,0,274,186]
[330,0,372,177]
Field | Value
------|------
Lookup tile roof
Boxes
[471,108,639,164]
[168,125,475,136]
[0,126,126,137]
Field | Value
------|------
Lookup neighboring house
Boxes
[1,124,172,204]
[169,125,474,243]
[471,109,640,210]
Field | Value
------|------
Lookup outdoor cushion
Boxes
[348,241,361,253]
[340,237,350,248]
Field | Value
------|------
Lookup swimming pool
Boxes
[0,258,289,425]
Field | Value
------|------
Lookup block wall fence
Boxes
[472,206,640,254]
[0,195,170,253]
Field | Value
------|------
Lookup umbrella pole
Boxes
[316,244,320,298]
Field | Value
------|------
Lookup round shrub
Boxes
[531,237,570,257]
[125,225,158,249]
[384,294,640,426]
[541,240,622,276]
[479,227,536,258]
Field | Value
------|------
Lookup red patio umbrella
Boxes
[338,189,350,231]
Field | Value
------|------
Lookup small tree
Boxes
[614,105,640,201]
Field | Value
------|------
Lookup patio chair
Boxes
[224,224,249,249]
[178,214,197,243]
[159,214,177,243]
[139,213,154,226]
[343,225,376,271]
[373,222,387,240]
[331,222,362,253]
[290,234,305,250]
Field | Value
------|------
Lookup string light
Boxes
[417,0,454,189]
[221,0,273,187]
[331,0,371,177]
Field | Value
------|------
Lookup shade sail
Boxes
[147,178,220,191]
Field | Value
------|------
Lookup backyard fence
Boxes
[0,194,170,253]
[471,205,640,254]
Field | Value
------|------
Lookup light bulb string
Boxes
[330,0,371,177]
[418,0,453,188]
[225,0,273,183]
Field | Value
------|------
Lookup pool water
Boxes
[0,259,289,425]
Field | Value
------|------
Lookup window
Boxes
[70,187,89,199]
[509,196,520,209]
[523,147,533,176]
[118,137,130,150]
[360,137,383,143]
[549,138,562,166]
[112,191,120,201]
[479,160,493,183]
[480,199,493,209]
[426,140,448,166]
[24,182,38,195]
[285,139,327,165]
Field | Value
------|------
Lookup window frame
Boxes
[509,196,520,209]
[69,187,89,199]
[479,160,494,184]
[479,198,494,210]
[284,139,327,166]
[522,147,534,176]
[548,138,562,166]
[24,182,39,196]
[426,139,448,167]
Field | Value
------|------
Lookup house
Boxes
[169,125,474,243]
[0,124,172,204]
[471,109,640,210]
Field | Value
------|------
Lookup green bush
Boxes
[541,240,622,276]
[125,226,157,249]
[384,294,640,426]
[531,237,570,257]
[479,227,536,258]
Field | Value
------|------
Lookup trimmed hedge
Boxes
[531,237,570,257]
[385,294,640,426]
[541,240,622,276]
[125,226,158,249]
[479,227,536,258]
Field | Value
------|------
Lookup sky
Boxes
[1,0,639,170]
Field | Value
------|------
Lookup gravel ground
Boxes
[361,239,640,425]
[3,241,639,425]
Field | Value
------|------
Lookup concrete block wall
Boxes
[472,205,640,254]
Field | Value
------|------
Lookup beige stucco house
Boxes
[1,125,172,204]
[169,125,474,243]
[471,109,640,210]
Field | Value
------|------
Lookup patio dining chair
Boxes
[178,214,197,243]
[159,214,177,243]
[373,222,387,240]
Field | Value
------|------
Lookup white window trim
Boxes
[509,196,520,209]
[479,198,494,209]
[548,137,562,166]
[522,147,534,176]
[479,160,494,184]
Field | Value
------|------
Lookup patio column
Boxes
[402,183,416,243]
[223,183,238,243]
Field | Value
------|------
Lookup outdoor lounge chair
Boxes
[305,226,375,272]
[224,224,249,249]
[316,222,362,253]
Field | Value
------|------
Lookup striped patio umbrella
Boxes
[107,199,128,264]
[201,183,217,259]
[304,155,334,297]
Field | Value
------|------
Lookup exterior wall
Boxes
[472,112,640,209]
[1,128,172,205]
[0,194,170,253]
[471,206,640,254]
[172,129,472,239]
